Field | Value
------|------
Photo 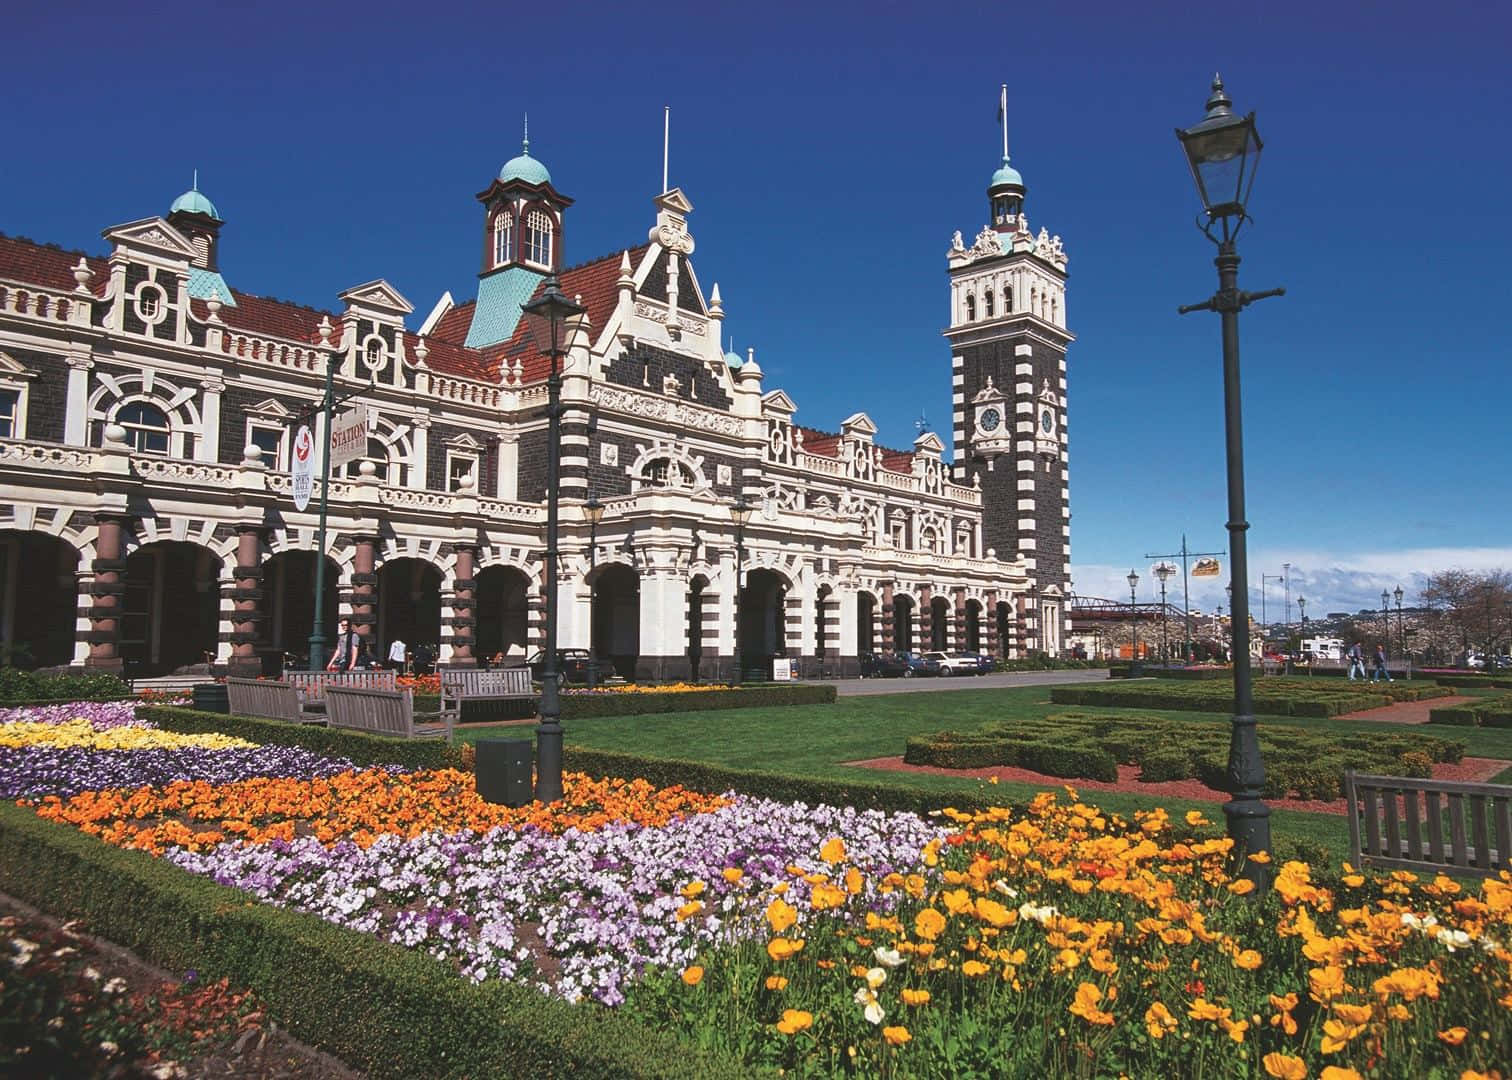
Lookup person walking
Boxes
[1371,643,1392,683]
[327,619,361,672]
[1347,640,1366,680]
[387,637,409,673]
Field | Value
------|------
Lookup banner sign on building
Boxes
[329,408,367,469]
[291,425,315,511]
[1192,557,1222,577]
[771,658,793,682]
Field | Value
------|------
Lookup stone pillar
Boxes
[227,526,266,677]
[880,582,895,652]
[953,588,968,651]
[984,591,1001,658]
[85,515,130,672]
[448,544,479,668]
[918,586,933,652]
[350,535,379,648]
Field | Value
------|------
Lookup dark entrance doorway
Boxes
[857,592,876,656]
[592,564,640,679]
[687,575,709,681]
[739,568,785,677]
[262,551,340,672]
[377,558,442,665]
[892,593,915,652]
[965,599,983,652]
[476,565,531,664]
[0,531,78,668]
[930,595,950,651]
[122,541,221,674]
[996,601,1013,658]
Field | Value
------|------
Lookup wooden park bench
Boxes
[323,685,456,741]
[1344,770,1511,879]
[225,677,324,723]
[439,667,535,713]
[285,670,396,709]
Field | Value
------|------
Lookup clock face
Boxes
[1040,409,1054,434]
[979,408,1001,432]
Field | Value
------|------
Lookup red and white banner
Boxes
[291,425,315,511]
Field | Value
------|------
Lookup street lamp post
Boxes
[1298,595,1309,676]
[1176,75,1284,888]
[1381,590,1392,663]
[730,496,752,684]
[1154,563,1175,665]
[583,496,605,691]
[520,276,586,804]
[1127,569,1140,666]
[1395,585,1408,680]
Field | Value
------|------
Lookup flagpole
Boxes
[1000,84,1009,159]
[663,106,670,194]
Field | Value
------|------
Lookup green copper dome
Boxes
[500,125,551,187]
[989,156,1023,190]
[724,349,743,369]
[170,185,220,220]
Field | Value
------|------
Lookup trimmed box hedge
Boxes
[141,706,465,771]
[0,667,133,705]
[1428,692,1512,728]
[1050,677,1450,718]
[561,683,836,718]
[0,803,747,1079]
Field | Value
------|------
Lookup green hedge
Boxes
[1434,675,1512,689]
[1428,692,1512,728]
[141,706,465,771]
[0,668,133,705]
[895,711,1462,801]
[0,803,747,1079]
[561,684,836,718]
[1050,677,1450,718]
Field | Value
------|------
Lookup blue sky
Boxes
[5,0,1508,620]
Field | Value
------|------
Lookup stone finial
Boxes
[206,290,223,322]
[414,337,429,367]
[358,458,378,477]
[457,469,477,494]
[102,423,129,447]
[72,258,93,293]
[242,442,266,468]
[317,315,334,347]
[618,249,634,285]
[708,282,723,318]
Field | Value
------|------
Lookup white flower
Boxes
[102,977,128,995]
[865,967,887,989]
[854,985,886,1024]
[1435,928,1471,952]
[992,880,1019,898]
[873,946,905,968]
[82,967,102,983]
[99,1041,119,1056]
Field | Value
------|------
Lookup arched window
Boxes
[965,294,976,322]
[525,210,553,268]
[493,211,514,266]
[117,401,170,454]
[643,457,693,488]
[984,289,994,318]
[343,437,407,486]
[363,337,385,369]
[1004,287,1013,313]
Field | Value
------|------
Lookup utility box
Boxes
[474,739,534,807]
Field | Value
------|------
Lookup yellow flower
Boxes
[819,836,847,863]
[1248,851,1271,864]
[722,867,744,884]
[1228,878,1257,895]
[961,960,990,978]
[974,897,1014,927]
[1188,998,1230,1023]
[765,975,788,991]
[941,888,975,915]
[914,908,947,941]
[1233,949,1263,971]
[1220,1017,1250,1043]
[811,883,848,910]
[767,937,805,962]
[882,1025,911,1046]
[765,897,798,934]
[1309,965,1347,1003]
[844,866,864,895]
[776,1009,813,1035]
[1320,1018,1365,1054]
[681,965,704,986]
[1331,1002,1372,1026]
[1052,948,1081,974]
[681,880,706,899]
[901,988,931,1006]
[1144,1001,1178,1039]
[1437,1027,1469,1046]
[1069,982,1114,1026]
[1319,1069,1362,1080]
[675,900,704,921]
[1262,1052,1307,1079]
[1342,873,1365,887]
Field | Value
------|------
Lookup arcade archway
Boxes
[261,551,340,672]
[856,591,877,656]
[0,531,79,669]
[892,593,915,652]
[965,599,983,652]
[476,565,531,665]
[739,568,785,675]
[122,541,221,674]
[930,595,950,651]
[592,564,640,679]
[377,558,442,663]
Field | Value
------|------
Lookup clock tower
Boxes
[945,128,1073,655]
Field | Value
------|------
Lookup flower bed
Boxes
[3,701,1510,1078]
[904,712,1466,800]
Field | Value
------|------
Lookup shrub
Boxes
[1428,705,1483,727]
[0,667,132,705]
[1136,747,1192,783]
[562,684,836,718]
[141,706,464,771]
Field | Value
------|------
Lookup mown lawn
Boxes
[461,681,1512,862]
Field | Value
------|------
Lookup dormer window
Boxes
[525,209,553,268]
[363,337,385,369]
[493,211,514,266]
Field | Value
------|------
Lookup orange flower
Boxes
[1144,1001,1177,1039]
[1438,1027,1469,1046]
[961,960,990,978]
[1069,982,1114,1026]
[1233,949,1263,971]
[775,1009,813,1035]
[764,975,788,991]
[765,897,798,934]
[900,988,931,1006]
[1319,1069,1363,1080]
[810,883,848,911]
[1262,1053,1307,1080]
[681,965,703,986]
[675,900,704,921]
[819,836,847,863]
[882,1025,911,1046]
[722,867,744,884]
[767,937,805,962]
[914,908,947,941]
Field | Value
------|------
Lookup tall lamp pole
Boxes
[1298,596,1309,676]
[730,496,752,684]
[1177,75,1284,888]
[1127,569,1140,665]
[1395,585,1408,680]
[1154,563,1175,665]
[521,276,585,804]
[583,496,605,690]
[1381,590,1392,658]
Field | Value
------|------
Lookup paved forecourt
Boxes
[834,669,1110,697]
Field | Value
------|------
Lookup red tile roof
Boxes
[880,449,915,472]
[0,233,109,295]
[797,427,841,458]
[428,299,476,345]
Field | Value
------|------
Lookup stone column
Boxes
[880,582,895,652]
[227,525,266,677]
[85,514,130,672]
[448,544,479,668]
[953,588,968,651]
[350,536,379,648]
[918,586,933,651]
[984,591,1001,658]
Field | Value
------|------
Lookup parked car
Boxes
[948,651,994,675]
[899,651,941,678]
[527,648,592,684]
[860,652,910,678]
[925,650,978,676]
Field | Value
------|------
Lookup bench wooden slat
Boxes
[1403,788,1423,861]
[286,671,397,702]
[1362,786,1382,857]
[439,667,535,710]
[1383,789,1401,860]
[1448,794,1469,867]
[1471,798,1492,870]
[324,686,454,741]
[1344,771,1362,865]
[226,677,322,723]
[1426,790,1445,863]
[1495,797,1512,874]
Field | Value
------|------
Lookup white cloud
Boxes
[1071,546,1512,620]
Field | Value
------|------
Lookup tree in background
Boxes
[1420,568,1512,665]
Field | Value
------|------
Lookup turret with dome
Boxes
[165,173,235,303]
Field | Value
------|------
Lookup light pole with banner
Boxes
[1145,537,1225,662]
[1153,562,1175,664]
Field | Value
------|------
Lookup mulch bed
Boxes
[845,756,1511,816]
[1335,694,1476,725]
